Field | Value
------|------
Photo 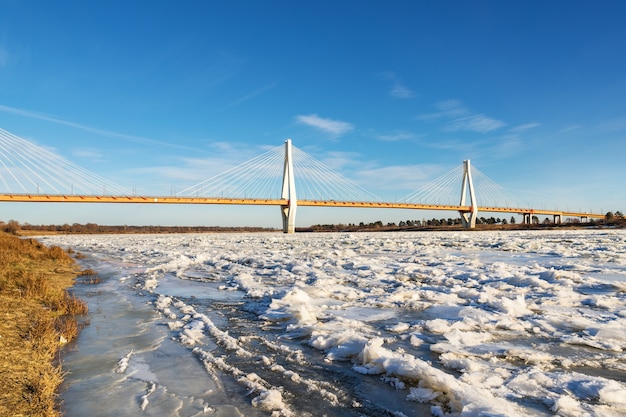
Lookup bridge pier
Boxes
[459,160,478,229]
[281,139,297,233]
[553,214,562,224]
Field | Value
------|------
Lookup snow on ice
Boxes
[41,229,626,417]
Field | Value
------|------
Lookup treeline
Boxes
[304,212,626,232]
[2,211,624,235]
[303,218,505,232]
[606,211,625,223]
[1,220,278,235]
[307,216,516,232]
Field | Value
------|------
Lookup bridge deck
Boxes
[0,193,605,220]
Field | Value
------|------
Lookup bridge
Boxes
[0,128,604,233]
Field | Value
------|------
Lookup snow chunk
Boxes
[251,389,287,412]
[311,329,368,362]
[483,293,532,317]
[155,295,172,309]
[387,322,411,333]
[444,329,492,347]
[179,319,205,346]
[139,381,157,412]
[552,395,582,415]
[407,387,441,402]
[114,350,134,374]
[424,318,451,334]
[262,287,318,327]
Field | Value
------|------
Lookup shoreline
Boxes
[14,219,624,237]
[0,232,88,417]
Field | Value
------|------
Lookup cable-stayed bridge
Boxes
[0,128,604,233]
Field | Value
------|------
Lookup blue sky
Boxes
[0,1,625,227]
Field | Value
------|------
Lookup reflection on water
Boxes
[60,263,260,417]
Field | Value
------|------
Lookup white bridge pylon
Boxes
[281,139,297,233]
[460,159,478,228]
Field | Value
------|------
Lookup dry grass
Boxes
[0,232,87,417]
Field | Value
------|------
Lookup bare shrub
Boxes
[54,315,80,343]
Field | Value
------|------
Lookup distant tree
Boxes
[510,216,516,224]
[502,218,508,225]
[615,211,624,219]
[606,212,615,221]
[4,220,20,234]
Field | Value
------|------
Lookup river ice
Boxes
[39,229,626,417]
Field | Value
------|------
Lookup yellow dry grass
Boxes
[0,232,87,417]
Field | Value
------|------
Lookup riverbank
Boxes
[0,232,87,417]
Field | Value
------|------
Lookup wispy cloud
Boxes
[125,157,249,195]
[295,114,354,136]
[490,134,523,158]
[355,164,447,193]
[375,131,416,142]
[444,114,505,133]
[72,148,105,161]
[224,81,278,109]
[418,100,505,133]
[134,157,233,183]
[390,83,415,99]
[320,151,365,171]
[419,99,466,120]
[509,122,540,132]
[381,72,415,99]
[559,125,582,134]
[0,104,202,152]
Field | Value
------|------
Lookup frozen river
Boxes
[39,229,626,417]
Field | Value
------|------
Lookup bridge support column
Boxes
[522,213,531,224]
[553,214,562,224]
[281,139,297,233]
[459,160,478,229]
